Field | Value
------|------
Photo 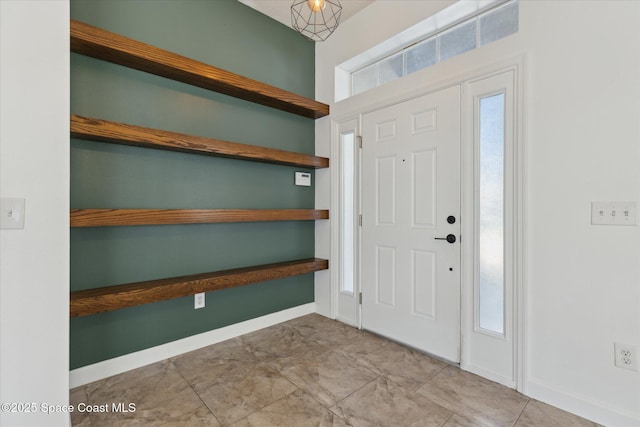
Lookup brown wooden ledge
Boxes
[71,115,329,168]
[70,258,329,317]
[71,20,329,119]
[70,208,329,227]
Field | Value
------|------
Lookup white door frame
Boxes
[330,56,526,391]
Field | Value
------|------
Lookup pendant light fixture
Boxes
[291,0,342,42]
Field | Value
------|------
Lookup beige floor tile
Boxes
[416,366,529,427]
[356,341,447,392]
[83,360,204,426]
[335,330,390,358]
[281,350,378,407]
[331,376,452,427]
[83,359,170,399]
[239,323,332,375]
[515,399,602,427]
[158,405,220,426]
[171,337,258,385]
[72,417,92,427]
[443,414,482,427]
[194,362,297,425]
[232,389,351,427]
[284,313,347,337]
[240,323,329,360]
[70,314,600,427]
[309,323,372,349]
[70,385,92,427]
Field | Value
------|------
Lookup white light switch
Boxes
[295,172,311,187]
[1,198,26,230]
[591,201,637,226]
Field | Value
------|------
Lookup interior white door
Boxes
[361,85,461,362]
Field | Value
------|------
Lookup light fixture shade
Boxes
[291,0,342,42]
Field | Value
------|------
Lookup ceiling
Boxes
[238,0,374,31]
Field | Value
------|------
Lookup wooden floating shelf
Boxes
[70,258,329,317]
[70,208,329,227]
[70,20,329,119]
[71,115,329,169]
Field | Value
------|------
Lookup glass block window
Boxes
[351,0,518,97]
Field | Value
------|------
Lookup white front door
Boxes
[361,85,461,362]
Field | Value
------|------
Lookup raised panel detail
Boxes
[411,108,437,134]
[376,119,397,142]
[376,246,396,307]
[412,250,436,318]
[377,156,396,225]
[412,150,437,228]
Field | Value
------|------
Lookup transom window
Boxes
[351,0,518,97]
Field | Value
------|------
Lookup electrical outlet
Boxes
[194,293,205,309]
[614,342,637,371]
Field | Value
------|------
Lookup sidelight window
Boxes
[341,131,356,294]
[478,93,505,334]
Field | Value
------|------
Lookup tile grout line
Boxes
[327,374,384,417]
[169,358,224,426]
[511,397,532,427]
[440,412,456,427]
[225,384,301,426]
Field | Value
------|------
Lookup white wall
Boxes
[315,1,640,426]
[0,1,70,426]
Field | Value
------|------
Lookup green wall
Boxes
[70,0,317,369]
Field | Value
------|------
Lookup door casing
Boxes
[329,57,525,391]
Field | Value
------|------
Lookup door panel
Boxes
[413,149,437,228]
[376,156,397,225]
[361,85,461,362]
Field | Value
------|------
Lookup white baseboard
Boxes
[69,303,315,388]
[525,378,640,427]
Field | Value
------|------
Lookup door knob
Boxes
[434,234,456,244]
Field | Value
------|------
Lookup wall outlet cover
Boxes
[194,293,205,309]
[614,342,637,371]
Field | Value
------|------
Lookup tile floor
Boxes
[70,314,600,426]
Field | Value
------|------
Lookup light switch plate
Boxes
[591,201,637,226]
[295,172,311,187]
[1,197,26,229]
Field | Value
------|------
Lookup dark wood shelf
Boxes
[71,20,329,119]
[71,115,329,169]
[70,258,329,317]
[69,20,330,320]
[71,208,329,227]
